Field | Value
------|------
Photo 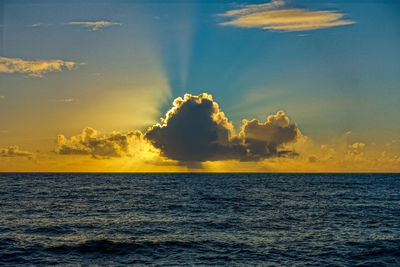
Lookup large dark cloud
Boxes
[145,93,302,164]
[145,93,246,162]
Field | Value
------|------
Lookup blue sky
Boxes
[1,0,399,151]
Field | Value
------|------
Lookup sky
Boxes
[0,0,399,172]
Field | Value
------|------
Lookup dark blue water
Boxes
[0,173,399,266]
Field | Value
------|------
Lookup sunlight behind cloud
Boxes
[151,2,195,93]
[176,5,195,92]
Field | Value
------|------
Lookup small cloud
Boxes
[219,0,355,32]
[346,142,366,161]
[239,110,302,160]
[0,146,33,158]
[0,130,8,134]
[350,142,365,149]
[30,22,53,28]
[0,56,77,77]
[56,127,143,158]
[308,156,317,163]
[0,95,4,99]
[68,20,121,31]
[59,98,74,102]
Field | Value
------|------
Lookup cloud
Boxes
[308,156,317,163]
[145,93,302,165]
[221,0,286,17]
[47,96,400,172]
[286,137,400,172]
[145,93,247,163]
[1,146,32,158]
[55,93,302,167]
[345,142,366,161]
[55,127,144,158]
[349,142,365,150]
[0,56,77,77]
[0,95,4,99]
[239,110,302,160]
[59,98,74,102]
[219,0,355,32]
[68,21,121,31]
[55,127,158,159]
[31,23,43,27]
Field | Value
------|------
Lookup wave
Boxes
[45,239,201,255]
[24,225,74,235]
[2,238,400,266]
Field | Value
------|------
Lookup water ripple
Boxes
[0,173,399,266]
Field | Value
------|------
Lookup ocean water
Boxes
[0,173,399,266]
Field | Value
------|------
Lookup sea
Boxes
[0,173,399,266]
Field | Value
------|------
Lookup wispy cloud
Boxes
[30,22,53,28]
[68,20,121,31]
[0,95,4,99]
[219,0,355,32]
[31,23,43,27]
[0,56,77,77]
[59,98,74,102]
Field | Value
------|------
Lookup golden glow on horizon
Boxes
[1,95,399,172]
[0,1,399,173]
